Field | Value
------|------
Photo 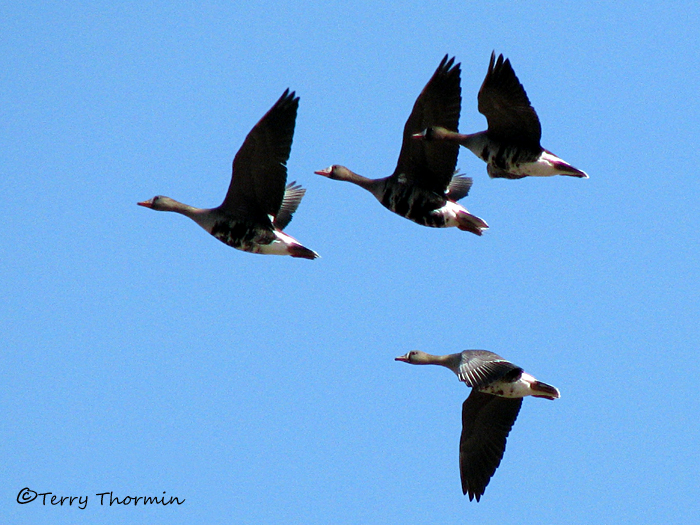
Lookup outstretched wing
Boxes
[221,90,299,224]
[273,181,306,230]
[446,173,473,202]
[457,350,523,389]
[460,391,523,501]
[478,52,541,147]
[393,55,461,194]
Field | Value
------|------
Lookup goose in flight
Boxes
[396,349,560,501]
[413,52,588,180]
[138,89,318,259]
[315,56,488,235]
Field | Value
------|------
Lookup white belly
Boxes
[437,200,468,228]
[479,373,540,398]
[517,151,568,177]
[256,230,300,256]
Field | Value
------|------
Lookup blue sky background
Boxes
[2,1,699,523]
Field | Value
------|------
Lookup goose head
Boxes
[395,350,432,364]
[137,196,179,211]
[412,128,431,140]
[411,126,449,141]
[314,165,351,180]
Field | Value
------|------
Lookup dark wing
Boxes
[460,391,523,501]
[220,89,299,224]
[392,55,461,194]
[273,181,306,230]
[457,350,523,388]
[446,174,472,202]
[478,52,542,147]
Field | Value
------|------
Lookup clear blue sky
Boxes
[2,1,699,523]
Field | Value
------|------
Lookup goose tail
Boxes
[530,381,560,400]
[288,244,320,260]
[457,211,489,236]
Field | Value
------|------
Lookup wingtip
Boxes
[285,180,306,192]
[276,88,299,107]
[462,485,482,502]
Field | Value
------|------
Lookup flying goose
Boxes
[414,52,588,180]
[396,349,560,501]
[138,89,319,259]
[315,56,488,235]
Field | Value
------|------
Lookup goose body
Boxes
[396,349,559,501]
[315,56,488,235]
[414,52,588,180]
[138,90,319,260]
